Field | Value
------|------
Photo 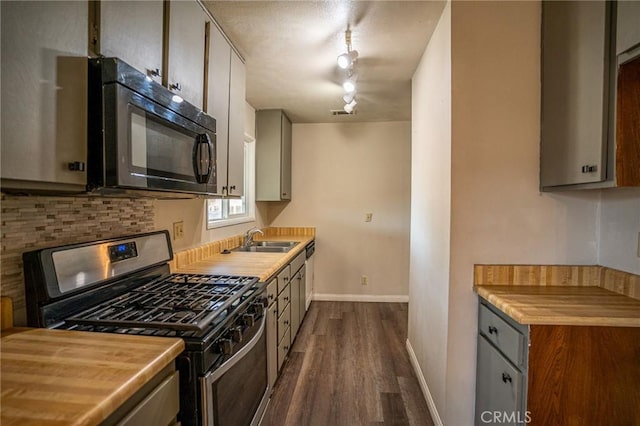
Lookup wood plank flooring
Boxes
[261,301,434,426]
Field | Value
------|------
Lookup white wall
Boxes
[598,188,640,274]
[154,102,268,251]
[408,1,451,420]
[268,121,412,300]
[410,2,602,424]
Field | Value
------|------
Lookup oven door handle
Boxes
[208,314,265,384]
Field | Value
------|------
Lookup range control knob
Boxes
[230,326,243,343]
[252,303,265,316]
[218,338,234,355]
[242,313,255,327]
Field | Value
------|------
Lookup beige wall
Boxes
[268,121,412,300]
[598,188,640,274]
[411,2,604,424]
[408,2,451,421]
[154,102,268,251]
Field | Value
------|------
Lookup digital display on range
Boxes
[108,242,138,262]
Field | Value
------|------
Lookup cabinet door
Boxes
[280,112,292,199]
[227,51,246,197]
[207,23,231,196]
[475,336,524,426]
[299,266,306,322]
[290,271,301,339]
[167,0,207,109]
[616,1,640,55]
[100,1,163,82]
[266,301,278,392]
[1,1,87,188]
[540,1,611,187]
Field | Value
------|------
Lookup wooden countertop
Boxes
[175,235,314,282]
[475,285,640,327]
[1,328,184,425]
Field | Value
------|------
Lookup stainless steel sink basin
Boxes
[232,241,298,253]
[251,241,298,248]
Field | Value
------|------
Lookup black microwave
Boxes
[87,57,217,196]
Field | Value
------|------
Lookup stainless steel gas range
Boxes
[23,231,269,426]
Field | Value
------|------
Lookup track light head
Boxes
[337,50,359,69]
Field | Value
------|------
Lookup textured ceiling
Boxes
[203,1,446,123]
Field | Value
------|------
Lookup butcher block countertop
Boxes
[174,234,314,282]
[474,265,640,327]
[0,328,184,425]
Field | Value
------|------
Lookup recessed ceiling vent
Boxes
[331,110,355,116]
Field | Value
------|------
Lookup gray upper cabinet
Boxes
[616,1,640,55]
[540,1,612,189]
[256,110,292,201]
[1,1,88,191]
[227,52,246,197]
[167,0,208,109]
[99,1,163,82]
[207,23,246,197]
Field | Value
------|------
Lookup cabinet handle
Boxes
[282,192,288,197]
[268,294,274,300]
[169,82,182,92]
[284,297,289,302]
[229,185,236,192]
[488,326,498,335]
[581,164,597,173]
[284,320,289,325]
[502,373,512,384]
[68,161,85,172]
[284,277,289,282]
[284,345,289,350]
[146,68,161,79]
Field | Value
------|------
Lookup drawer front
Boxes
[290,251,305,275]
[266,278,277,307]
[479,304,523,366]
[277,326,291,372]
[277,302,290,343]
[475,336,524,426]
[277,265,291,294]
[278,283,290,316]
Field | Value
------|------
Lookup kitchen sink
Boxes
[232,241,299,253]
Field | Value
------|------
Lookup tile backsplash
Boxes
[1,194,154,325]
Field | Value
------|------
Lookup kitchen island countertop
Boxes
[0,328,184,425]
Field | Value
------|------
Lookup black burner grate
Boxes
[65,274,258,332]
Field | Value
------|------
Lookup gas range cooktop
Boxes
[63,273,258,332]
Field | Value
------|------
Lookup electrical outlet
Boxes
[365,213,373,222]
[173,221,184,240]
[361,275,368,286]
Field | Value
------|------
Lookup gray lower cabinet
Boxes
[475,301,528,426]
[256,109,293,201]
[265,249,310,393]
[1,1,88,191]
[104,363,180,426]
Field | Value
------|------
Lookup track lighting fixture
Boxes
[337,29,359,114]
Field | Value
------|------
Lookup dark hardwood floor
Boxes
[261,301,435,426]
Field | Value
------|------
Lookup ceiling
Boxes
[203,1,446,123]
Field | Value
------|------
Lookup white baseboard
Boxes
[312,293,409,303]
[406,339,444,426]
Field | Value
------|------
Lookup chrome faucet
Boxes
[244,227,264,248]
